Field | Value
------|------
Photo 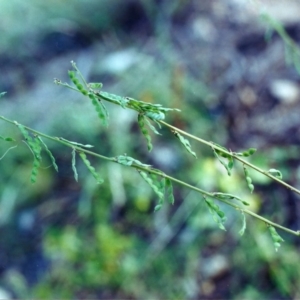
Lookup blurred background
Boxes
[0,0,300,298]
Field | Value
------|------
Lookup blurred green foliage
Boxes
[0,0,132,56]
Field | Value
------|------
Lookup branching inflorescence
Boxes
[1,61,299,253]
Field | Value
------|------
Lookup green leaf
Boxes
[239,211,246,236]
[149,173,165,192]
[139,171,165,201]
[79,152,103,184]
[37,136,58,172]
[145,111,165,121]
[228,156,234,170]
[159,107,181,113]
[269,226,284,251]
[16,124,41,160]
[29,137,42,183]
[268,168,282,179]
[204,197,227,231]
[212,143,231,158]
[72,148,78,182]
[0,92,7,98]
[212,192,249,206]
[88,82,103,89]
[16,124,43,183]
[16,123,33,142]
[243,165,254,193]
[125,96,180,118]
[138,114,153,151]
[116,155,151,168]
[174,131,197,158]
[0,135,15,142]
[154,204,163,212]
[138,171,171,211]
[98,91,128,108]
[165,178,175,205]
[212,148,233,176]
[144,118,161,135]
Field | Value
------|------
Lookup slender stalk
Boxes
[159,120,300,196]
[136,165,299,236]
[0,116,114,164]
[1,114,298,236]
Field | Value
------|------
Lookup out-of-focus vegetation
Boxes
[1,0,300,299]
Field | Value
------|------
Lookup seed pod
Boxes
[30,158,40,183]
[68,70,88,95]
[241,148,257,157]
[269,226,284,251]
[244,165,254,193]
[88,93,109,126]
[79,152,103,184]
[268,168,282,179]
[165,178,174,205]
[138,114,153,151]
[204,197,227,231]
